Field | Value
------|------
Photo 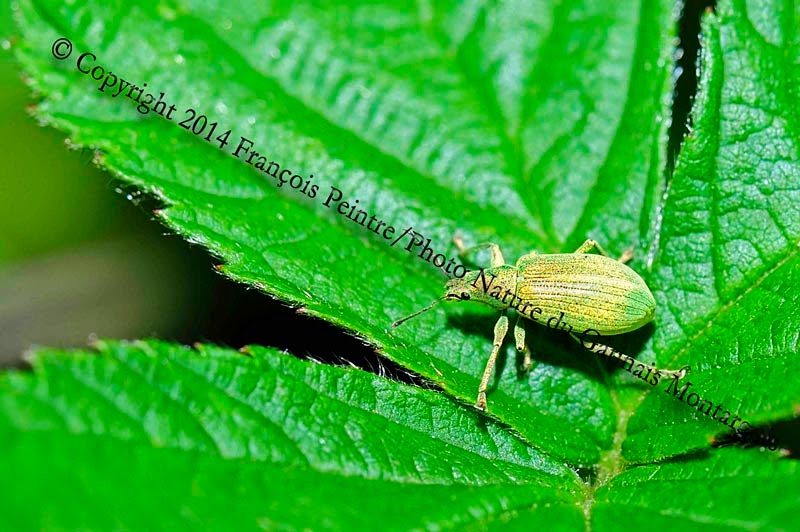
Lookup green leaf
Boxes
[0,340,585,530]
[11,0,677,466]
[5,0,800,528]
[3,341,799,529]
[620,0,800,463]
[593,448,800,528]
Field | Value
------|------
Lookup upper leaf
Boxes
[11,0,676,464]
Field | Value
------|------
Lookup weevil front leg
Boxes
[513,315,532,372]
[476,313,509,411]
[568,332,688,380]
[453,235,506,267]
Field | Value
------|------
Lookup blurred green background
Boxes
[0,1,197,363]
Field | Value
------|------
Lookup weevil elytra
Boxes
[393,238,688,411]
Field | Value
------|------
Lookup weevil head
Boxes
[392,267,515,328]
[441,277,474,302]
[443,267,516,311]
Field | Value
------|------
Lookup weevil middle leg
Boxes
[574,238,609,256]
[574,238,633,264]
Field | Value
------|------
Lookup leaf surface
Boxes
[3,341,799,530]
[0,340,585,530]
[620,0,800,463]
[5,0,800,528]
[11,0,678,464]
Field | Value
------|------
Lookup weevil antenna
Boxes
[392,297,446,328]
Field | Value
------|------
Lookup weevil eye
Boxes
[459,292,470,300]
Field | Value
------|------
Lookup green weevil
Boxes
[393,238,688,411]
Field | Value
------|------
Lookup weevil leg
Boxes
[476,313,509,411]
[568,332,688,380]
[453,235,506,267]
[574,239,609,256]
[576,239,634,263]
[513,315,531,372]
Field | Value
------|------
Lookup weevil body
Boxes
[393,239,687,411]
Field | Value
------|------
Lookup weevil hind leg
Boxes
[513,315,532,373]
[568,332,688,380]
[476,313,509,411]
[453,234,506,267]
